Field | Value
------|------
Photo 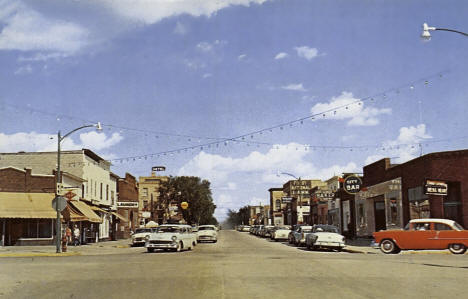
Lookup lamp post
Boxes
[421,23,468,40]
[55,122,102,253]
[277,172,302,224]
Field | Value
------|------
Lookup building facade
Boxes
[138,173,168,225]
[269,188,285,226]
[116,173,139,239]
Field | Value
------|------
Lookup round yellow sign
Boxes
[181,202,189,209]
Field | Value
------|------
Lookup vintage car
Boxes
[305,225,345,251]
[290,225,313,246]
[271,226,291,241]
[197,225,218,243]
[373,218,468,254]
[145,224,197,253]
[131,227,158,246]
[241,225,251,232]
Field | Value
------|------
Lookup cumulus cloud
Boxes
[294,46,319,60]
[310,91,391,126]
[14,64,33,75]
[0,1,88,53]
[249,197,269,206]
[196,40,226,53]
[281,83,307,92]
[274,52,288,60]
[103,0,269,25]
[365,124,432,165]
[173,21,188,35]
[178,143,359,184]
[203,73,212,79]
[238,54,247,61]
[0,131,123,153]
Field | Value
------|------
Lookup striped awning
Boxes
[0,192,58,219]
[111,212,128,222]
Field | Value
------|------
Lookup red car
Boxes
[373,218,468,254]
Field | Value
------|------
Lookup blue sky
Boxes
[1,0,467,221]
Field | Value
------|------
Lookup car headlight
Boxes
[145,235,150,241]
[171,236,177,241]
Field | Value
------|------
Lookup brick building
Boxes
[116,173,139,239]
[355,149,468,237]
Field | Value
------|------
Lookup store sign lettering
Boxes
[343,176,362,194]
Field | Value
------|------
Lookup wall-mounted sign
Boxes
[141,211,151,218]
[281,197,293,203]
[343,176,362,194]
[181,202,189,210]
[117,202,139,208]
[152,166,166,172]
[424,179,448,196]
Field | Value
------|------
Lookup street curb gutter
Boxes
[0,252,81,258]
[343,248,377,254]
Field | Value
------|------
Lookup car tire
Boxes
[306,244,311,250]
[147,248,154,253]
[380,239,399,254]
[193,241,197,247]
[448,243,467,254]
[213,240,217,243]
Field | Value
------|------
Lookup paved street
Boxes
[1,230,467,299]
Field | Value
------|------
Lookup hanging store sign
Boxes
[117,202,139,208]
[424,179,448,196]
[281,197,293,203]
[343,176,362,194]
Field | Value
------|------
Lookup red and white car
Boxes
[373,218,468,254]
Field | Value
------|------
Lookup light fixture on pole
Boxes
[421,23,468,41]
[55,122,102,253]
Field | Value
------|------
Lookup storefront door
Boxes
[374,198,386,232]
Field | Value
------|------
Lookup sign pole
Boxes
[56,131,62,253]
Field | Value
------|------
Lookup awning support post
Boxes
[1,219,5,246]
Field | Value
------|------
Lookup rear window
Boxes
[199,227,215,231]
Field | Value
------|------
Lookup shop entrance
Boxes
[373,196,386,231]
[444,182,462,224]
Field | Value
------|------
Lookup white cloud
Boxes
[173,21,188,35]
[0,1,88,53]
[0,131,123,153]
[274,52,288,60]
[178,143,359,185]
[18,52,69,62]
[294,46,319,60]
[14,64,33,75]
[310,91,391,126]
[238,54,247,61]
[196,40,226,53]
[249,197,269,206]
[203,73,212,79]
[281,83,307,92]
[103,0,270,25]
[365,124,432,165]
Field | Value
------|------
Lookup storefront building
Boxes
[116,173,138,239]
[356,149,468,237]
[269,188,285,226]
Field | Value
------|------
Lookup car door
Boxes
[397,222,438,249]
[434,222,456,249]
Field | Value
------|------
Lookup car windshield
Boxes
[158,226,181,233]
[278,226,290,230]
[134,228,152,234]
[314,226,339,233]
[199,227,215,230]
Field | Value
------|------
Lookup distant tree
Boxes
[224,205,251,228]
[159,176,217,225]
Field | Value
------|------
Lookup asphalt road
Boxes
[1,230,467,299]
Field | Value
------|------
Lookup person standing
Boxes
[73,225,80,246]
[65,226,72,245]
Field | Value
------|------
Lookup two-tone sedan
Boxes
[373,218,468,254]
[305,225,345,251]
[271,226,291,241]
[197,225,218,243]
[145,224,197,253]
[131,227,157,246]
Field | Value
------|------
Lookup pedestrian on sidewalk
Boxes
[73,225,81,246]
[65,226,72,245]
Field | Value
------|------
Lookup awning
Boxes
[111,212,128,222]
[65,204,88,222]
[90,205,108,213]
[0,192,58,219]
[69,201,102,223]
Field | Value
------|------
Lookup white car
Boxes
[271,226,291,241]
[197,225,218,243]
[131,228,157,246]
[145,224,197,253]
[305,225,345,251]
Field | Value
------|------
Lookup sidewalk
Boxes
[0,239,133,257]
[343,238,378,254]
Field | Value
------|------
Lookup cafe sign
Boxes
[343,176,362,194]
[424,179,448,196]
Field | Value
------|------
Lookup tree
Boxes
[223,205,251,228]
[159,176,217,225]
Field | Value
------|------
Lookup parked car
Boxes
[241,225,251,232]
[261,225,275,238]
[305,225,345,251]
[271,226,291,241]
[254,225,264,236]
[290,225,313,246]
[197,225,218,243]
[131,227,157,246]
[145,224,197,253]
[373,218,468,254]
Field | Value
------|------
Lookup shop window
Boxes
[358,203,365,225]
[408,187,430,219]
[275,199,281,211]
[20,220,52,238]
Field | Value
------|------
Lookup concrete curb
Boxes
[0,251,81,258]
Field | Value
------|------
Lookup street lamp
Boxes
[55,122,102,253]
[421,23,468,40]
[277,171,303,224]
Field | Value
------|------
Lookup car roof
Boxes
[199,225,216,227]
[409,218,455,225]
